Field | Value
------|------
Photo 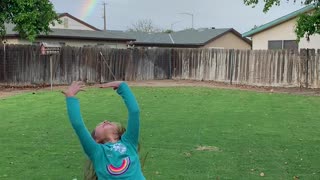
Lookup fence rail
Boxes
[0,45,319,88]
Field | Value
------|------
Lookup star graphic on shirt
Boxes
[111,143,127,154]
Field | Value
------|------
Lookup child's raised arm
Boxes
[63,82,100,159]
[100,81,140,147]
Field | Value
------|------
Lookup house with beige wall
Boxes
[2,13,134,48]
[201,29,251,49]
[243,5,320,50]
[3,23,134,48]
[125,28,251,49]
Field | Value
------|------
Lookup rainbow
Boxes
[107,157,131,176]
[81,0,98,20]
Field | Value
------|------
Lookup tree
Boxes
[127,19,162,33]
[244,0,320,41]
[0,0,61,42]
[163,29,174,33]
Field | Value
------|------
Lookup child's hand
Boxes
[62,81,85,97]
[99,81,123,90]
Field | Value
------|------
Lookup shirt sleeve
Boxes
[66,97,99,159]
[116,82,140,147]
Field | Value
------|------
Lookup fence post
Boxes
[229,49,234,85]
[3,43,6,82]
[168,49,172,79]
[100,50,103,83]
[299,49,307,88]
[309,49,316,88]
[306,48,309,88]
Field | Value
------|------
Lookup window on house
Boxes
[59,42,66,46]
[268,40,282,49]
[283,40,298,50]
[268,40,298,50]
[64,18,69,28]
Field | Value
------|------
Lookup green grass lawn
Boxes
[1,86,320,180]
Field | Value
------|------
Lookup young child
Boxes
[63,81,145,180]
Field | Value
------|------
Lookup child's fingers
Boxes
[78,85,86,93]
[77,81,85,86]
[99,81,122,89]
[71,81,79,86]
[70,81,83,86]
[99,84,112,88]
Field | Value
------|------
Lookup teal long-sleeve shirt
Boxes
[66,82,145,180]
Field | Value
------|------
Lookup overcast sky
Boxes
[49,0,306,33]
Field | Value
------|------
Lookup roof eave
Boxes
[58,13,101,31]
[203,28,252,45]
[242,5,315,37]
[132,42,203,47]
[4,34,135,42]
[39,35,135,41]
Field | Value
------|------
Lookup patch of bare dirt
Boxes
[0,87,31,99]
[0,85,66,99]
[1,80,320,99]
[196,145,221,152]
[127,80,320,96]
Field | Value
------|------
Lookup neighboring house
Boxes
[125,28,251,49]
[51,13,100,31]
[3,23,134,48]
[243,5,320,50]
[2,13,134,48]
[2,12,251,49]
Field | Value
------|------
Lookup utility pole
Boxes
[103,1,107,31]
[180,12,194,29]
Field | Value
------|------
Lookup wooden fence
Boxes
[0,45,319,88]
[172,48,320,88]
[0,45,171,85]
